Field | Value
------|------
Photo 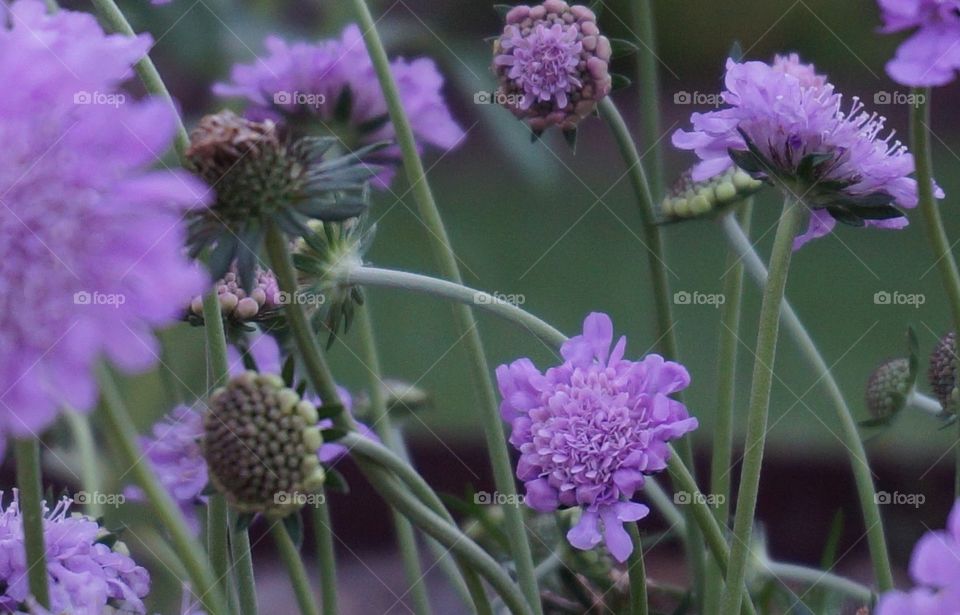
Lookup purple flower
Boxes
[878,0,960,86]
[0,493,150,614]
[672,53,941,249]
[496,313,697,562]
[0,1,208,443]
[213,25,464,188]
[877,499,960,614]
[127,405,207,533]
[493,1,611,132]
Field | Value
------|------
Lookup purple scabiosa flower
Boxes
[876,499,960,614]
[496,312,698,562]
[0,493,149,614]
[493,0,612,133]
[672,53,942,249]
[0,1,208,442]
[878,0,960,86]
[126,405,207,533]
[213,25,464,189]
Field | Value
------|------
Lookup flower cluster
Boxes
[878,0,960,86]
[496,313,697,562]
[877,499,960,613]
[493,0,612,132]
[214,25,464,188]
[188,265,282,325]
[0,493,149,614]
[672,53,941,248]
[0,0,208,445]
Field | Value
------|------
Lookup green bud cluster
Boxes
[660,165,763,221]
[866,357,912,419]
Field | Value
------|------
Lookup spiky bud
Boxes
[202,372,325,517]
[493,1,611,132]
[660,165,764,222]
[929,332,957,413]
[866,357,912,419]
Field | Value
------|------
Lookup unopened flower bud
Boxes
[866,357,912,419]
[660,165,764,222]
[929,332,957,413]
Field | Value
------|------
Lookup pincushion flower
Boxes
[496,312,697,562]
[0,493,149,614]
[672,53,942,249]
[876,499,960,614]
[493,0,612,133]
[0,0,208,446]
[213,24,464,188]
[878,0,960,86]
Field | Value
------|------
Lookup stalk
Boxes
[311,499,339,615]
[271,522,320,615]
[627,523,649,615]
[630,0,665,199]
[14,439,49,608]
[229,510,259,615]
[63,410,104,518]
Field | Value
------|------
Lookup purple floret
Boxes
[878,0,960,86]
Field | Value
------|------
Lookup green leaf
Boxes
[826,207,866,227]
[728,148,766,175]
[320,428,347,443]
[796,152,834,181]
[610,73,632,91]
[609,38,639,59]
[324,468,350,494]
[850,204,903,221]
[316,403,344,420]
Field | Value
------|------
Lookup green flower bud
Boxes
[866,357,912,419]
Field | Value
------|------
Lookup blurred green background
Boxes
[51,0,960,609]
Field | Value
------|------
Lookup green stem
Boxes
[911,88,960,499]
[311,494,339,615]
[229,511,259,615]
[704,202,752,614]
[719,196,805,615]
[599,95,705,608]
[271,522,320,615]
[630,0,665,200]
[718,213,894,591]
[761,561,873,604]
[63,409,104,518]
[357,308,432,615]
[627,523,649,615]
[14,439,49,608]
[88,0,190,161]
[96,364,226,615]
[202,292,233,604]
[343,2,541,611]
[344,266,567,348]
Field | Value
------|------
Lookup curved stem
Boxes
[627,523,649,615]
[344,266,567,348]
[630,0,665,200]
[343,2,541,611]
[599,95,705,607]
[908,390,943,416]
[911,89,960,499]
[63,409,104,518]
[14,439,49,608]
[761,561,873,604]
[96,364,226,615]
[718,212,894,591]
[271,522,320,615]
[229,511,259,615]
[720,196,805,615]
[88,0,190,161]
[355,308,432,615]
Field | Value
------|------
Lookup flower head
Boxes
[188,264,282,325]
[493,0,612,132]
[929,331,957,413]
[0,0,208,442]
[213,25,464,188]
[672,53,941,249]
[878,0,960,86]
[496,312,697,562]
[0,493,149,614]
[877,499,960,614]
[866,357,914,419]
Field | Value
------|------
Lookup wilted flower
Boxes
[0,0,208,444]
[672,53,942,249]
[213,25,464,188]
[493,0,612,133]
[0,493,149,614]
[877,0,960,86]
[876,499,960,614]
[496,312,697,562]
